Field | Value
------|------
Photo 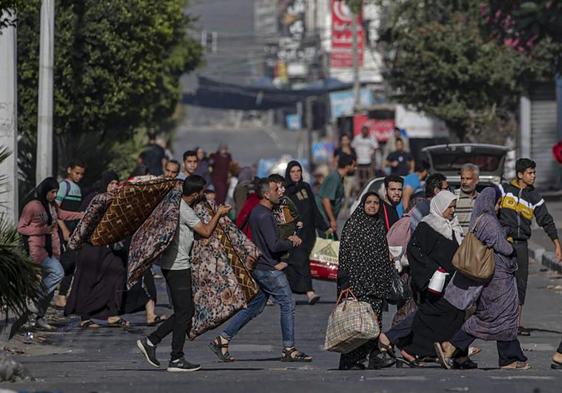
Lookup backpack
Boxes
[386,214,412,270]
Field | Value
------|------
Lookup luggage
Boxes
[324,289,380,353]
[310,236,339,281]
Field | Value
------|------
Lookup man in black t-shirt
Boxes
[142,132,166,176]
[385,138,414,176]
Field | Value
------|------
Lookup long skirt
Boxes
[339,297,383,369]
[284,242,315,294]
[403,295,465,357]
[65,244,125,320]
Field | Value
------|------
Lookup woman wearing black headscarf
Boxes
[65,171,131,328]
[284,161,329,304]
[17,177,84,330]
[337,191,396,370]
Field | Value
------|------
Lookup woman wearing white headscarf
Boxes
[399,191,469,364]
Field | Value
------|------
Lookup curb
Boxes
[529,240,562,274]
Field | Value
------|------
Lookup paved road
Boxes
[4,256,562,393]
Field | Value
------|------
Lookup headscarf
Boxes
[421,190,463,244]
[339,191,393,300]
[469,187,501,230]
[284,160,303,195]
[32,177,59,225]
[82,171,119,208]
[30,177,59,257]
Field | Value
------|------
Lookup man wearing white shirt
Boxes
[352,126,379,189]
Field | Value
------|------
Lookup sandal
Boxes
[551,360,562,370]
[308,295,320,305]
[281,347,312,362]
[208,336,235,362]
[434,342,454,370]
[501,361,530,369]
[147,315,167,326]
[80,320,100,329]
[377,338,396,358]
[106,318,131,328]
[395,357,420,368]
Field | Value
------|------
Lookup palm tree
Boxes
[0,146,40,330]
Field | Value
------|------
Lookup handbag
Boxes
[310,236,340,281]
[324,289,380,353]
[451,215,495,281]
[387,266,411,305]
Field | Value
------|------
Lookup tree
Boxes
[376,0,555,142]
[484,1,562,50]
[0,147,40,327]
[16,0,202,188]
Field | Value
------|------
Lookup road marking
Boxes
[521,343,556,352]
[490,376,555,380]
[365,376,427,381]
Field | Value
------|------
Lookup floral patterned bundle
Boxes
[68,192,114,250]
[189,202,260,339]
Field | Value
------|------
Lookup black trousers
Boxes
[148,269,193,361]
[513,241,529,305]
[450,328,527,367]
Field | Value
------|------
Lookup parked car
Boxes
[422,143,510,189]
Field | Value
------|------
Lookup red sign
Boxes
[330,0,364,69]
[353,113,395,143]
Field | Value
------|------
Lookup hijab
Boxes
[469,187,501,230]
[29,177,59,257]
[82,171,119,208]
[32,177,59,225]
[421,190,463,244]
[339,191,393,299]
[284,160,304,195]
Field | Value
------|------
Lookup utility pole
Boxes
[351,6,360,110]
[36,0,55,183]
[0,10,19,223]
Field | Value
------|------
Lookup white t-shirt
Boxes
[352,135,379,165]
[158,199,201,270]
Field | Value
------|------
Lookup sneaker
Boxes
[167,358,201,372]
[35,317,55,331]
[137,338,160,368]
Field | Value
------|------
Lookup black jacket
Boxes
[499,179,558,242]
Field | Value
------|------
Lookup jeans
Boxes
[37,256,65,317]
[385,312,415,345]
[223,269,295,348]
[148,269,193,361]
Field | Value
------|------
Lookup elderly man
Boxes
[455,163,480,234]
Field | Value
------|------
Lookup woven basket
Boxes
[90,178,179,246]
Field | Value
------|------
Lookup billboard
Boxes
[330,0,364,69]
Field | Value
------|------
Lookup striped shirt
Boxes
[455,189,478,235]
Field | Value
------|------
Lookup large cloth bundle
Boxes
[310,237,339,281]
[324,290,380,354]
[127,189,183,288]
[90,178,179,246]
[68,192,114,250]
[189,202,260,338]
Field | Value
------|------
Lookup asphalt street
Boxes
[3,255,562,393]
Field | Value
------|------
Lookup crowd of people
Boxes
[14,130,562,373]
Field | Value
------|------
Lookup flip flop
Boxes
[106,318,131,328]
[147,315,167,326]
[80,320,101,329]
